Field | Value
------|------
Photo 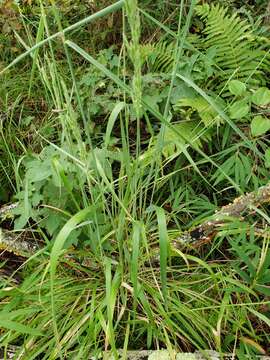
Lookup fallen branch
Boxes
[173,183,270,249]
[0,228,40,257]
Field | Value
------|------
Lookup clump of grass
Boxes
[0,1,270,359]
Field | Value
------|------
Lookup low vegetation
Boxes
[0,0,270,358]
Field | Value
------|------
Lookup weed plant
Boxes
[0,1,270,359]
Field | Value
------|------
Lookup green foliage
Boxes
[251,87,270,106]
[196,3,270,89]
[141,40,216,84]
[228,227,270,296]
[11,144,118,250]
[227,80,270,140]
[229,100,250,120]
[265,148,270,167]
[79,46,122,118]
[228,80,247,96]
[162,120,211,158]
[1,0,270,357]
[175,96,225,127]
[142,41,175,73]
[211,148,254,189]
[251,115,270,137]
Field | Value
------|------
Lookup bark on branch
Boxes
[173,183,270,249]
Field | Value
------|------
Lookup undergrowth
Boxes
[0,0,270,359]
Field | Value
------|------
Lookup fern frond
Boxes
[141,41,175,73]
[196,4,270,90]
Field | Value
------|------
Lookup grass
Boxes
[0,0,270,359]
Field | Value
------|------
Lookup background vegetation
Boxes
[0,0,270,358]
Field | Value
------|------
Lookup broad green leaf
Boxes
[251,115,270,137]
[26,161,52,182]
[46,213,62,236]
[229,100,250,119]
[143,93,162,112]
[228,80,246,96]
[251,87,270,106]
[265,148,270,168]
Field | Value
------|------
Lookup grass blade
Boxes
[0,318,44,336]
[131,221,142,304]
[105,102,125,148]
[154,206,168,306]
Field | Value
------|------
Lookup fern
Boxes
[141,41,175,73]
[196,4,270,90]
[141,38,200,74]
